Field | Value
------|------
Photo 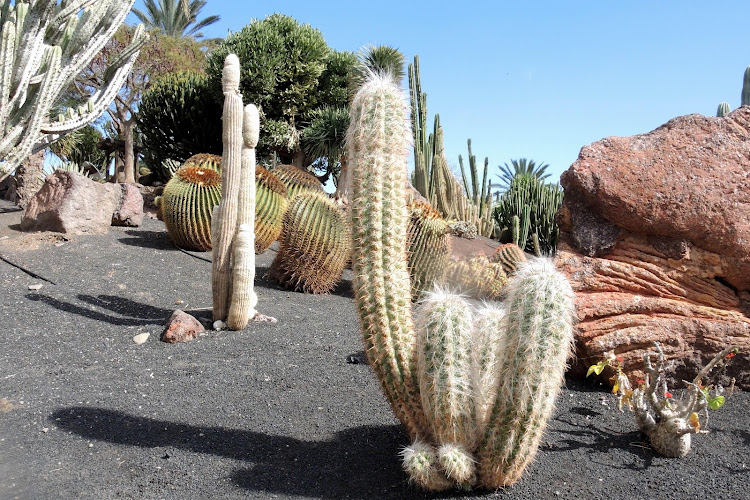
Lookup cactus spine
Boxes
[348,73,576,491]
[212,54,243,323]
[226,104,259,330]
[161,154,222,251]
[269,191,351,294]
[742,66,750,106]
[716,102,731,117]
[0,1,147,179]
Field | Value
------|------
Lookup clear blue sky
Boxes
[131,1,750,185]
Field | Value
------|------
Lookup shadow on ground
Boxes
[117,229,176,250]
[26,293,173,326]
[50,406,418,499]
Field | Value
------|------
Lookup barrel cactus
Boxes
[347,72,576,491]
[491,242,527,275]
[160,154,222,251]
[255,166,289,253]
[272,164,324,201]
[407,200,450,300]
[269,191,351,294]
[443,255,508,301]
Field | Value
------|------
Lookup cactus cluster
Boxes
[255,166,289,253]
[347,73,575,491]
[407,200,450,300]
[269,191,351,294]
[161,154,222,251]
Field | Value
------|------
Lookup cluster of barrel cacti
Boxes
[271,164,324,201]
[347,72,576,490]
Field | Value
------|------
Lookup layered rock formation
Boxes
[558,107,750,389]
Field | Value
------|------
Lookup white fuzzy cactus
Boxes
[0,1,146,179]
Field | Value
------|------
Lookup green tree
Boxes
[496,158,550,192]
[205,14,333,165]
[131,0,219,39]
[72,25,206,182]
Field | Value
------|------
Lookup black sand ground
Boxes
[0,199,748,500]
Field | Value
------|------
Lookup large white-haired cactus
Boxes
[347,72,576,490]
[0,0,146,178]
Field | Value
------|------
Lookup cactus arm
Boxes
[347,73,428,441]
[478,258,575,488]
[227,104,260,330]
[742,66,750,106]
[212,54,243,322]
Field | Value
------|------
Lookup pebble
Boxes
[132,333,150,344]
[28,284,43,290]
[213,320,226,330]
[41,428,48,433]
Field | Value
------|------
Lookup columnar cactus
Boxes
[347,72,576,491]
[742,66,750,107]
[226,104,260,330]
[254,166,289,253]
[212,54,243,322]
[161,154,222,251]
[269,191,351,294]
[716,102,731,117]
[0,1,147,178]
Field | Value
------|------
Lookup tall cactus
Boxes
[226,104,260,331]
[742,66,750,107]
[348,72,575,491]
[0,1,147,179]
[212,54,243,323]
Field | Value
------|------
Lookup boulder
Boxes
[111,183,144,227]
[558,107,750,389]
[20,171,143,234]
[161,310,205,343]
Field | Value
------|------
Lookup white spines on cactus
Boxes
[0,1,147,179]
[471,303,507,443]
[227,104,260,330]
[212,53,243,322]
[478,257,575,489]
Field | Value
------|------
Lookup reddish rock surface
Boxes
[559,108,750,389]
[161,310,205,344]
[111,183,144,227]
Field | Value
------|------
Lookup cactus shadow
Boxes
[50,406,425,499]
[26,293,173,326]
[117,229,177,250]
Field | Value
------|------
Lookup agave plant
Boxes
[496,158,550,192]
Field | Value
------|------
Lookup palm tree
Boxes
[301,106,350,186]
[132,0,220,39]
[348,44,406,96]
[497,158,550,191]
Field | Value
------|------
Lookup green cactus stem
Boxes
[477,258,575,489]
[268,191,351,294]
[347,71,429,442]
[226,104,260,331]
[212,53,243,322]
[716,102,731,117]
[742,66,750,106]
[255,166,289,253]
[160,155,222,251]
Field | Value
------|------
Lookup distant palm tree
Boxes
[132,0,219,39]
[497,158,550,191]
[301,106,349,186]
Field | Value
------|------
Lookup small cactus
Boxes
[272,164,324,201]
[742,66,750,107]
[160,155,222,251]
[716,101,731,117]
[407,200,450,300]
[268,191,351,294]
[491,243,527,275]
[255,166,289,253]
